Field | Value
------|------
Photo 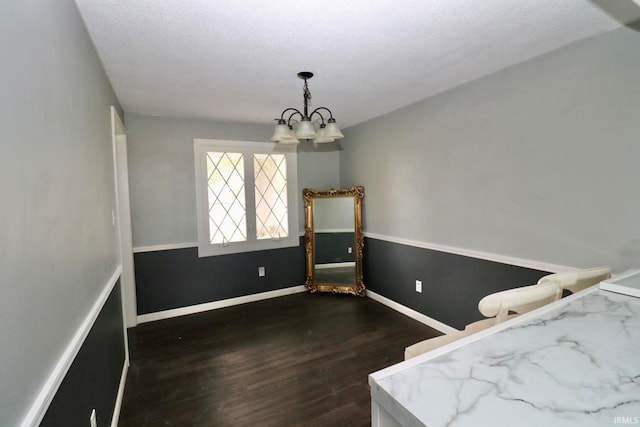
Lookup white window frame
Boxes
[194,138,299,257]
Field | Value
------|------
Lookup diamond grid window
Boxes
[254,154,289,240]
[195,139,298,257]
[206,152,247,244]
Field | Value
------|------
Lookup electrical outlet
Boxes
[90,409,97,427]
[348,247,352,254]
[415,280,422,293]
[258,266,265,277]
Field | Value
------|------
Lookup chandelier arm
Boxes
[286,111,302,126]
[311,107,333,119]
[279,107,302,122]
[310,107,336,124]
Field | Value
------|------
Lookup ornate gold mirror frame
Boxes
[303,186,365,296]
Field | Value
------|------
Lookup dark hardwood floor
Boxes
[118,292,440,427]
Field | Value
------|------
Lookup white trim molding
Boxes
[133,242,198,253]
[110,358,129,427]
[315,228,354,233]
[137,285,308,324]
[364,232,575,274]
[315,262,356,270]
[21,266,123,427]
[137,283,457,334]
[366,290,459,335]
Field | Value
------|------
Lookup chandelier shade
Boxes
[277,135,300,144]
[312,124,334,143]
[295,118,317,139]
[270,123,291,141]
[323,119,344,140]
[272,72,344,144]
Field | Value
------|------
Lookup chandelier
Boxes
[271,72,344,144]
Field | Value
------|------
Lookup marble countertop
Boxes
[369,287,640,426]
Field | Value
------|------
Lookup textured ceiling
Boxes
[74,0,640,129]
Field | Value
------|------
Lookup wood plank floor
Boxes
[118,292,440,427]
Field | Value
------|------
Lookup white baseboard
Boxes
[110,359,129,427]
[137,285,308,324]
[21,265,123,427]
[366,290,458,335]
[136,286,456,334]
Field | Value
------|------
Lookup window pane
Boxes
[254,154,289,240]
[207,152,246,244]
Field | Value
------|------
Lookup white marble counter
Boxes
[369,287,640,426]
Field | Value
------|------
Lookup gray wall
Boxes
[0,0,122,426]
[125,113,341,247]
[341,24,640,272]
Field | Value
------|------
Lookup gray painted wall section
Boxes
[0,1,122,425]
[125,113,340,247]
[340,24,640,272]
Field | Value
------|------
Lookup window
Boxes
[194,139,298,257]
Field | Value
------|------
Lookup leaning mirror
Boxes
[303,186,365,296]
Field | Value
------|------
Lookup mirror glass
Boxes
[303,186,365,296]
[313,197,356,284]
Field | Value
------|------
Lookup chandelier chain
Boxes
[303,80,312,102]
